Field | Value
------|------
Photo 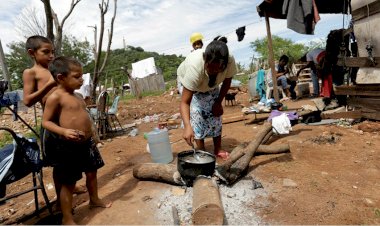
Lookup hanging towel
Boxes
[283,0,314,34]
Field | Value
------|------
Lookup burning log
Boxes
[257,143,289,154]
[133,163,185,186]
[192,177,224,225]
[217,123,273,185]
[261,130,274,144]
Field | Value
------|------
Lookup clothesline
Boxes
[159,19,262,54]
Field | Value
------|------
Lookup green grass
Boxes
[0,125,41,149]
[165,80,177,90]
[0,132,14,149]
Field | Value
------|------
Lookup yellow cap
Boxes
[190,32,204,44]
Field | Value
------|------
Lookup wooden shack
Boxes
[128,73,166,97]
[128,57,166,97]
[335,0,380,120]
[256,0,350,102]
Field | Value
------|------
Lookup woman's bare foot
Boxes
[215,150,230,160]
[89,199,112,209]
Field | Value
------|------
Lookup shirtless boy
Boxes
[42,56,111,224]
[22,35,86,210]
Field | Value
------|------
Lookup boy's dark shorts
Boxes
[42,130,105,185]
[41,127,63,167]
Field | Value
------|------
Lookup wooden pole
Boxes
[0,39,12,91]
[265,12,279,102]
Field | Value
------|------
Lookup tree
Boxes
[91,0,117,102]
[61,35,92,65]
[41,0,82,56]
[250,35,307,65]
[4,36,92,89]
[15,6,46,38]
[236,62,244,73]
[3,42,33,89]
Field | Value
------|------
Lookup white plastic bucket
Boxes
[146,128,173,163]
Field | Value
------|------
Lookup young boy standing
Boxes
[22,35,56,108]
[22,35,87,211]
[42,56,111,225]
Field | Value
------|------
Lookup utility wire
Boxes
[157,19,262,55]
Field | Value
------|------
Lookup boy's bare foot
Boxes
[53,203,75,215]
[53,202,61,214]
[62,218,76,225]
[73,185,87,195]
[89,200,112,209]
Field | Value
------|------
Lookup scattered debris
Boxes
[310,132,341,144]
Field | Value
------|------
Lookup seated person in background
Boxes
[268,55,297,100]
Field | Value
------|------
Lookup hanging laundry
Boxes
[312,0,320,23]
[282,0,314,35]
[236,26,246,42]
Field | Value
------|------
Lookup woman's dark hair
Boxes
[49,56,82,81]
[213,35,228,44]
[204,36,229,69]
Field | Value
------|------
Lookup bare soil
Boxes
[1,87,380,225]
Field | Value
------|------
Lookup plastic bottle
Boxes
[146,128,173,163]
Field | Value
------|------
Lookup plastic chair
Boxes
[265,70,287,100]
[107,95,123,132]
[89,91,110,138]
[0,127,53,216]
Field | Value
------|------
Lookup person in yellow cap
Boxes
[190,32,204,51]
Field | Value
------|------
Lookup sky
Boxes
[0,0,351,68]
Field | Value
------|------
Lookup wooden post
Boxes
[265,12,279,102]
[0,39,12,91]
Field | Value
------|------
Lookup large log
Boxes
[192,177,224,225]
[133,163,185,186]
[228,142,289,159]
[261,130,274,144]
[257,143,290,154]
[218,123,273,184]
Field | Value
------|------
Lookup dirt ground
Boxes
[1,87,380,225]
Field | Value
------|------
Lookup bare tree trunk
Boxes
[0,40,12,91]
[41,0,82,55]
[91,0,117,103]
[41,0,54,43]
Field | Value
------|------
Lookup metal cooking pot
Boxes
[177,150,216,186]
